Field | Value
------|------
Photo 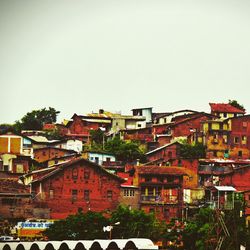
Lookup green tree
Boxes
[90,129,105,145]
[43,210,108,240]
[105,137,146,163]
[228,99,245,111]
[180,142,206,159]
[14,107,60,132]
[110,205,161,240]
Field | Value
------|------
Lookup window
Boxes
[95,157,99,164]
[72,190,78,202]
[145,176,152,182]
[49,189,54,199]
[158,176,164,183]
[167,176,174,183]
[84,190,90,201]
[223,113,227,118]
[238,151,242,157]
[242,135,247,144]
[106,157,111,163]
[163,208,169,218]
[138,124,142,128]
[213,151,217,157]
[107,190,113,200]
[149,208,155,213]
[84,170,90,179]
[168,151,173,159]
[124,189,135,197]
[234,137,239,144]
[72,168,78,179]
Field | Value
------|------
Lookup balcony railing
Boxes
[206,201,234,210]
[140,195,179,204]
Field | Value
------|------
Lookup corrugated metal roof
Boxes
[214,186,236,191]
[146,141,180,155]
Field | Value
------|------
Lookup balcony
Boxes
[140,195,179,204]
[205,200,234,210]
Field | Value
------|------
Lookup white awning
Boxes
[214,186,236,191]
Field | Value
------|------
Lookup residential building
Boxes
[31,157,124,219]
[134,165,186,221]
[209,103,245,120]
[0,179,33,219]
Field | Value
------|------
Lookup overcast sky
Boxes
[1,0,250,124]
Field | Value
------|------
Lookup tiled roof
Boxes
[32,157,124,183]
[209,103,245,114]
[137,166,187,176]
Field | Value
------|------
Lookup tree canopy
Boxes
[14,107,60,132]
[180,142,206,159]
[43,206,161,241]
[228,99,245,111]
[105,137,146,163]
[43,210,108,240]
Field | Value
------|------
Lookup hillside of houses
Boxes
[0,102,250,229]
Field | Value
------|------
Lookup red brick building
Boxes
[227,115,250,159]
[146,142,181,164]
[209,103,245,119]
[153,113,215,143]
[66,114,111,141]
[135,165,186,222]
[0,179,33,219]
[31,157,124,219]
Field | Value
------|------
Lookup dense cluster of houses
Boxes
[1,102,250,229]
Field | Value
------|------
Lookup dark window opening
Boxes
[84,190,90,201]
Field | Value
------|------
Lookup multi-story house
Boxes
[227,114,250,159]
[202,114,250,159]
[0,132,32,174]
[134,165,186,221]
[66,113,112,141]
[31,157,124,219]
[209,103,245,120]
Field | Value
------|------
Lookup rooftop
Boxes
[209,103,245,114]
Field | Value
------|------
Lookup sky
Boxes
[1,0,250,124]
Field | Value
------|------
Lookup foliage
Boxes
[180,142,206,159]
[182,208,215,250]
[43,210,108,240]
[0,124,15,134]
[44,128,64,140]
[44,206,162,241]
[228,99,245,111]
[110,205,161,240]
[105,137,146,163]
[90,129,105,145]
[14,107,60,132]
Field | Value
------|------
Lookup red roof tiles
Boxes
[209,103,245,114]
